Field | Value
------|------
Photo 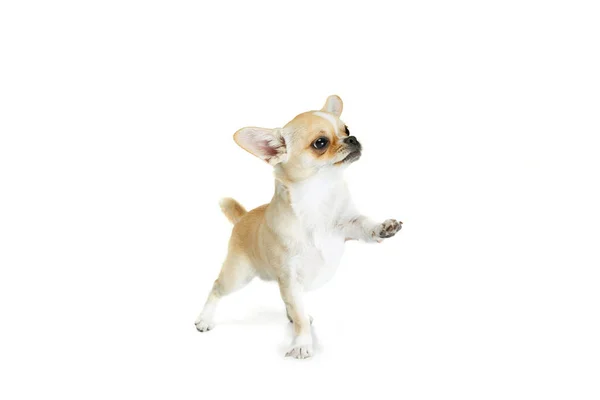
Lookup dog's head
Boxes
[234,95,361,182]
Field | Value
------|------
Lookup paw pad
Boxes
[378,219,402,238]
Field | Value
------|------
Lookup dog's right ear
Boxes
[233,127,287,165]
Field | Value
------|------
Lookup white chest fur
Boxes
[287,170,351,290]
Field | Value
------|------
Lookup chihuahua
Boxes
[195,95,402,359]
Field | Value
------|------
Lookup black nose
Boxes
[345,136,359,146]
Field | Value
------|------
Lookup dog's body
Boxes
[195,96,401,359]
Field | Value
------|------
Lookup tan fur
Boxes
[218,197,247,224]
[194,95,402,359]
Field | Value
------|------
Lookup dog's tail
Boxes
[219,198,247,224]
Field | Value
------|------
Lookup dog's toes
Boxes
[285,344,313,359]
[194,318,214,332]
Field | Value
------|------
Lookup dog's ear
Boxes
[233,127,287,165]
[322,95,343,117]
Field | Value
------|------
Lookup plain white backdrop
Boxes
[1,0,599,398]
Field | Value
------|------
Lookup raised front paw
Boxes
[376,219,402,239]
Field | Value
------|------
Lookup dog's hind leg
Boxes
[195,254,255,332]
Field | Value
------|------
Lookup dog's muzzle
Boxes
[344,135,361,151]
[341,136,362,164]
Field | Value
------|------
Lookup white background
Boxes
[1,1,599,399]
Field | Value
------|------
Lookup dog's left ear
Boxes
[233,127,287,165]
[322,95,343,117]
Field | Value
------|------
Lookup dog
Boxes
[195,95,402,359]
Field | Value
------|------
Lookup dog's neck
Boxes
[270,167,349,228]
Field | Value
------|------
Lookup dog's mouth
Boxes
[336,150,361,165]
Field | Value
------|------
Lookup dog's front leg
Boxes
[341,215,402,243]
[278,274,313,359]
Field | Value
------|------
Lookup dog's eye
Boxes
[344,125,350,136]
[312,137,329,150]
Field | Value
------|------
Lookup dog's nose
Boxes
[345,136,359,146]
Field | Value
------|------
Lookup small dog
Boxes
[195,95,402,359]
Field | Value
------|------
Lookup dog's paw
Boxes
[285,344,313,359]
[376,219,402,239]
[194,318,214,332]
